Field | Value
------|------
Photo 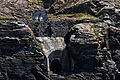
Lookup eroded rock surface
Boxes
[49,0,120,21]
[0,0,43,19]
[61,23,120,80]
[25,18,120,79]
[27,19,74,37]
[0,22,49,80]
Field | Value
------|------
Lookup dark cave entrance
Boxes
[50,59,62,74]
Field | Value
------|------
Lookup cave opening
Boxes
[50,59,62,74]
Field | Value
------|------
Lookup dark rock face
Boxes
[0,20,119,80]
[109,29,120,74]
[27,19,74,37]
[0,52,48,80]
[25,19,120,80]
[43,0,56,9]
[49,0,119,18]
[61,23,120,80]
[0,23,33,56]
[0,0,120,80]
[0,22,49,80]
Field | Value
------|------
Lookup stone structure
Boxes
[36,37,66,73]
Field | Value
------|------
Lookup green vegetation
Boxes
[95,22,101,26]
[0,17,15,23]
[0,17,14,20]
[71,27,75,31]
[93,24,99,36]
[93,29,99,35]
[48,13,98,20]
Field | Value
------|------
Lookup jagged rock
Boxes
[0,0,43,19]
[0,52,49,80]
[27,19,74,37]
[26,18,120,80]
[49,0,119,19]
[0,22,49,80]
[0,22,33,56]
[43,0,56,9]
[65,23,100,72]
[66,73,99,80]
[61,23,120,80]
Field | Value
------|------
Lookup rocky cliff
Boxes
[0,0,43,19]
[25,18,120,80]
[0,0,120,80]
[0,22,49,80]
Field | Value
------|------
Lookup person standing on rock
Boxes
[38,14,43,21]
[35,16,39,21]
[32,10,48,22]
